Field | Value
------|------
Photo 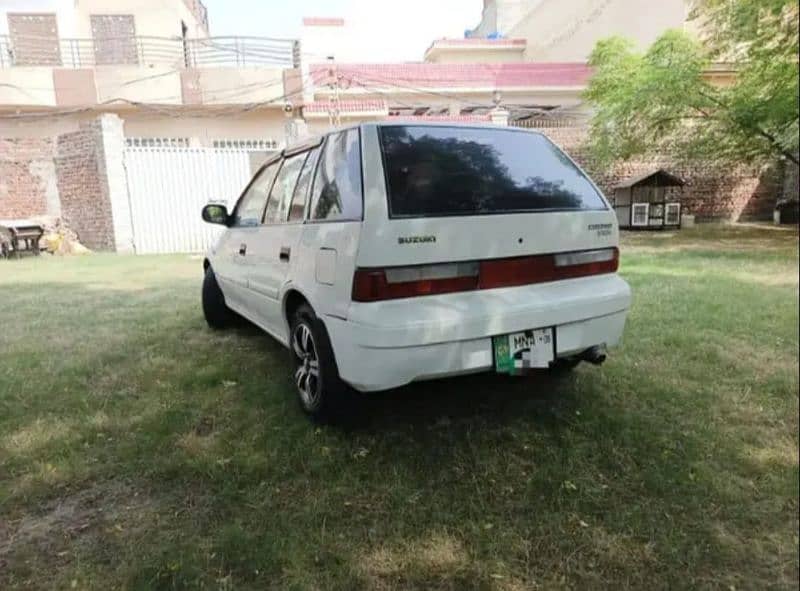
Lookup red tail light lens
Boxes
[553,247,619,279]
[352,248,619,302]
[479,255,557,289]
[352,265,478,302]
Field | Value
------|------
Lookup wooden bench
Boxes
[0,220,45,259]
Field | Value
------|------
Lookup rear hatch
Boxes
[354,124,620,302]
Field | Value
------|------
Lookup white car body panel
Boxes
[206,122,632,392]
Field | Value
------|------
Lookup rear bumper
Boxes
[324,274,631,392]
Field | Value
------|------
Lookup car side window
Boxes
[232,162,278,227]
[309,129,363,221]
[264,153,306,224]
[288,146,321,222]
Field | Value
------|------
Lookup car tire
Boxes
[202,266,235,329]
[290,303,351,422]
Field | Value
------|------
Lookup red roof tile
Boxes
[310,62,591,89]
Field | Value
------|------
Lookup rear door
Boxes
[357,124,619,269]
[292,129,364,322]
[244,145,322,335]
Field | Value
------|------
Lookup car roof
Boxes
[276,121,544,163]
[365,120,545,136]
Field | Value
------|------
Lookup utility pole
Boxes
[326,55,341,129]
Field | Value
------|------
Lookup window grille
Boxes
[125,137,189,148]
[631,203,650,227]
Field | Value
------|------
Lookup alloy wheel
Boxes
[292,323,320,408]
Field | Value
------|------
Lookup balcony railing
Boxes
[0,34,300,69]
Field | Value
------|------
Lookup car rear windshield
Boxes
[378,125,607,218]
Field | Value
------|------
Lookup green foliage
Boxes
[585,0,799,166]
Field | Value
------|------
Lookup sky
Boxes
[202,0,484,62]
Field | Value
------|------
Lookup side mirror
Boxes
[202,203,230,226]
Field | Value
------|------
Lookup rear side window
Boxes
[288,145,321,222]
[264,153,307,224]
[379,126,607,218]
[232,162,279,226]
[309,129,363,221]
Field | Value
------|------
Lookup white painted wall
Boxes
[0,67,56,105]
[301,20,361,63]
[510,0,687,61]
[0,108,287,145]
[467,0,689,61]
[94,66,184,105]
[470,0,540,37]
[122,109,288,146]
[425,47,525,63]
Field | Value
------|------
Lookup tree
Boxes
[583,0,799,167]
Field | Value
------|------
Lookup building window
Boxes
[212,139,278,151]
[7,13,61,66]
[91,15,138,65]
[125,137,189,148]
[665,202,681,225]
[631,203,650,227]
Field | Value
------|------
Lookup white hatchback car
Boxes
[201,123,631,419]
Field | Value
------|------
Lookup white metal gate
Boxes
[124,146,258,254]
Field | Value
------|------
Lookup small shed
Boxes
[613,169,685,230]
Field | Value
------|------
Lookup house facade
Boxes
[0,1,781,255]
[0,0,300,145]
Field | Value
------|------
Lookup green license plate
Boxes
[493,327,555,374]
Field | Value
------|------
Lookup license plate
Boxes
[493,327,555,374]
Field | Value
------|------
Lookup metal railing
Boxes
[0,34,300,69]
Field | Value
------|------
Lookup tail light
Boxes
[352,248,619,302]
[352,262,479,302]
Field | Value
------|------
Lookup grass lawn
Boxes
[0,224,798,590]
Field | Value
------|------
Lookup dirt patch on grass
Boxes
[712,339,798,381]
[361,533,470,582]
[0,480,154,568]
[3,418,74,456]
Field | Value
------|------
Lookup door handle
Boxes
[279,246,291,262]
[239,243,247,256]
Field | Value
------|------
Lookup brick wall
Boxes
[0,137,57,219]
[539,126,782,221]
[54,122,116,250]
